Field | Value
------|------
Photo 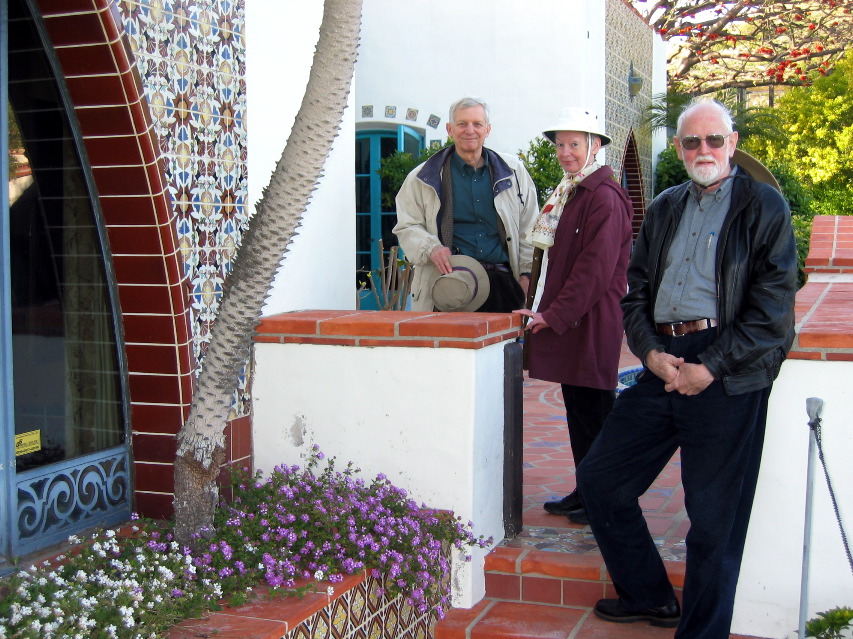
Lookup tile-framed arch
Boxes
[620,129,646,241]
[33,0,195,518]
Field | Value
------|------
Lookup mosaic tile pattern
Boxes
[285,574,439,639]
[604,0,654,200]
[118,0,250,414]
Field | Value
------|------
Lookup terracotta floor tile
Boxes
[522,574,563,605]
[434,599,491,639]
[563,578,608,608]
[485,545,523,571]
[486,571,522,599]
[470,600,584,638]
[522,550,604,580]
[573,612,678,638]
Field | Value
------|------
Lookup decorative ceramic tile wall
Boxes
[118,0,250,415]
[604,0,654,200]
[286,574,438,639]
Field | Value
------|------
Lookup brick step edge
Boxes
[483,546,685,609]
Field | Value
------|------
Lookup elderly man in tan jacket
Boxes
[393,97,538,312]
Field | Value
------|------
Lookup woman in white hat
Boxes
[514,107,634,524]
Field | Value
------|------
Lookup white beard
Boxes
[688,155,727,186]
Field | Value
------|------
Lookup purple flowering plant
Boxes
[0,446,489,636]
[196,445,491,617]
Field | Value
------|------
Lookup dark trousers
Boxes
[576,328,771,639]
[561,385,615,480]
[477,270,524,313]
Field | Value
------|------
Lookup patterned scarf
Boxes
[527,161,601,249]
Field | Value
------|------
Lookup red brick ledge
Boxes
[790,279,853,361]
[804,215,853,272]
[256,310,523,350]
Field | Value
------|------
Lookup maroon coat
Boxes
[527,166,633,390]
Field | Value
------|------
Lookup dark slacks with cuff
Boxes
[576,328,771,639]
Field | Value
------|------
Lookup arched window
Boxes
[1,0,130,566]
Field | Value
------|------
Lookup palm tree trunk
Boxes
[173,0,363,545]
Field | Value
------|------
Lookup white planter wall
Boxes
[734,359,853,638]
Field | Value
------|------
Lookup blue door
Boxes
[1,0,131,571]
[356,126,423,309]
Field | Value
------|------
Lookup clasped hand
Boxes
[645,349,714,396]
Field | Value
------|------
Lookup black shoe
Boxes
[543,490,581,515]
[566,506,589,525]
[594,597,681,628]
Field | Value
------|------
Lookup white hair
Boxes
[676,98,734,136]
[448,97,490,124]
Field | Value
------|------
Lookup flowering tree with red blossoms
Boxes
[632,0,853,95]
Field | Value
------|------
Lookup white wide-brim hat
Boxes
[427,255,490,312]
[543,107,612,146]
[732,149,781,192]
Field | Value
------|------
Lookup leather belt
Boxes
[479,262,511,274]
[656,318,718,337]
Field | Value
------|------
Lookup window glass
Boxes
[6,0,124,473]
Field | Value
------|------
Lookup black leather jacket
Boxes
[623,171,798,395]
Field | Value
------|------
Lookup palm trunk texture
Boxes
[173,0,363,545]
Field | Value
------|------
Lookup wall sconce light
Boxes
[628,62,643,98]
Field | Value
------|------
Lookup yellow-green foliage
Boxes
[751,50,853,189]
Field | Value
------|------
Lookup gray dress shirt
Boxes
[654,170,737,324]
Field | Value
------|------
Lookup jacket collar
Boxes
[574,164,614,192]
[417,145,515,197]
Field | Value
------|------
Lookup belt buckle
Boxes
[668,322,685,337]
[660,321,687,337]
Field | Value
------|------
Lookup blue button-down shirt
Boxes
[449,151,509,264]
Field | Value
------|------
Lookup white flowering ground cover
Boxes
[0,447,489,638]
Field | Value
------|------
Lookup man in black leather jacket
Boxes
[576,99,797,639]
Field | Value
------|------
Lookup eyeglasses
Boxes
[678,134,731,151]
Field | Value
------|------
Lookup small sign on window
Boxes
[15,430,41,456]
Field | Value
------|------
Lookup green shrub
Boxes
[810,183,853,218]
[376,139,450,210]
[654,145,688,196]
[805,606,853,639]
[517,136,563,208]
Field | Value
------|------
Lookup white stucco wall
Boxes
[247,1,356,313]
[252,340,509,608]
[356,0,608,158]
[734,359,853,638]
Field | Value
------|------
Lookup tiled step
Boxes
[481,546,662,609]
[434,545,779,639]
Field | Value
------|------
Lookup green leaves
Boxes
[805,606,853,639]
[376,140,450,210]
[517,136,564,208]
[653,145,689,196]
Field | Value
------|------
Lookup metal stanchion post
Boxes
[798,397,824,638]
